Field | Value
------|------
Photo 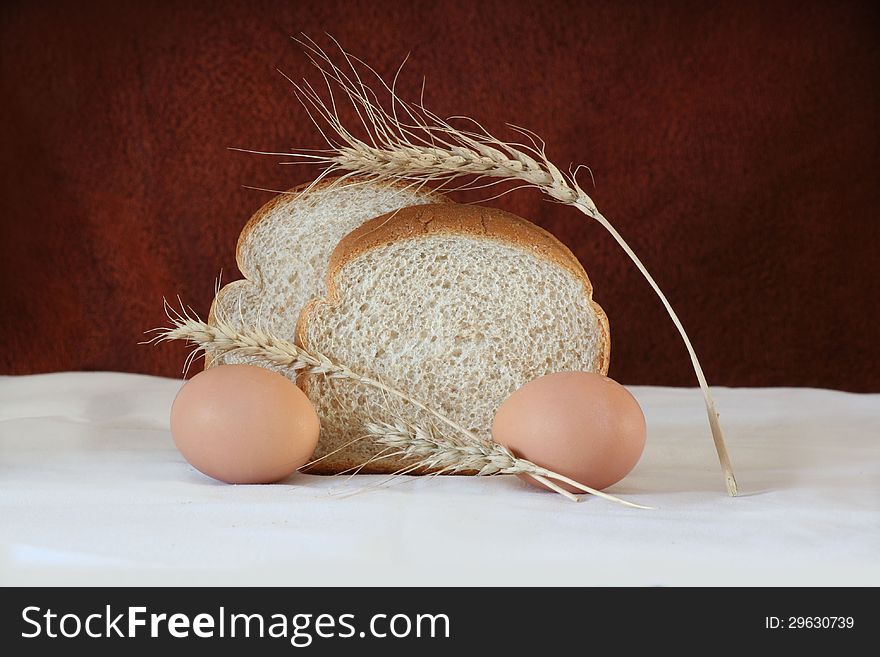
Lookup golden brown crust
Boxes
[296,202,611,375]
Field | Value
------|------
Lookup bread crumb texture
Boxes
[208,179,441,372]
[300,203,609,473]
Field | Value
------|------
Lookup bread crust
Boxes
[297,202,611,375]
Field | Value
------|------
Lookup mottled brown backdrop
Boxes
[1,0,878,390]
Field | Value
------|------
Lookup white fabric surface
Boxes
[1,372,877,586]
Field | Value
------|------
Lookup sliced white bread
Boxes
[297,202,611,474]
[208,178,446,369]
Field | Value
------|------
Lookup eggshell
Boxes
[492,371,646,492]
[170,364,320,484]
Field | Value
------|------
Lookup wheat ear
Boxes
[262,36,736,496]
[366,419,651,509]
[151,305,646,508]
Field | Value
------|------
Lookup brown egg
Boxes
[492,371,646,492]
[170,364,320,484]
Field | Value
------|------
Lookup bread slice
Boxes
[207,178,446,370]
[296,202,611,474]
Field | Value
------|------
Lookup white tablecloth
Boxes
[1,372,877,586]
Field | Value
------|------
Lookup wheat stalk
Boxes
[150,303,647,508]
[260,35,737,496]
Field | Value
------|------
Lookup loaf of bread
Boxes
[296,202,610,474]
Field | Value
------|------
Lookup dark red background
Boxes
[2,0,878,390]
